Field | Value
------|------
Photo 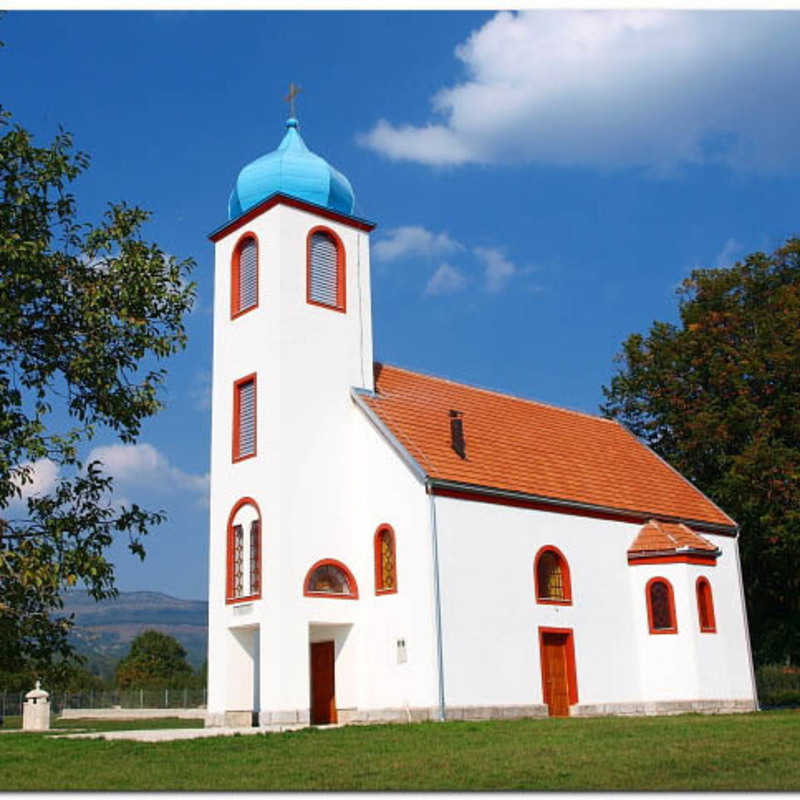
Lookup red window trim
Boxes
[538,626,579,706]
[232,372,257,463]
[303,558,359,600]
[696,576,717,633]
[646,576,678,635]
[225,496,262,604]
[230,231,259,320]
[374,523,398,595]
[533,545,573,606]
[306,225,346,313]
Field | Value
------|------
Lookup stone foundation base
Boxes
[571,699,757,717]
[206,698,755,728]
[208,704,547,728]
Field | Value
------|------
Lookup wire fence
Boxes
[0,687,207,718]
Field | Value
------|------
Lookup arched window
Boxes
[374,524,397,595]
[304,559,358,599]
[307,227,345,312]
[534,546,572,605]
[646,577,677,634]
[696,577,717,633]
[226,498,261,603]
[231,233,258,318]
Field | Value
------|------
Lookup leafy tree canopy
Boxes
[115,630,194,688]
[0,106,195,673]
[602,238,800,664]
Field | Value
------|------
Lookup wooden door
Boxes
[310,641,337,724]
[541,632,570,717]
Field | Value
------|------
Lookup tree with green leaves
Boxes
[602,238,800,664]
[0,105,195,677]
[115,630,194,688]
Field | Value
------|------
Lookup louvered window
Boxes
[234,376,256,461]
[308,230,343,309]
[236,237,258,314]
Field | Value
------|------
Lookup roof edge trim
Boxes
[628,547,721,560]
[351,388,428,485]
[429,479,738,535]
[209,192,376,241]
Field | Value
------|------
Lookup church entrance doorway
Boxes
[538,627,577,717]
[310,640,337,724]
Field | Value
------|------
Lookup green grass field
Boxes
[1,711,799,791]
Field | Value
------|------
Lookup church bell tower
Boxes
[205,103,376,726]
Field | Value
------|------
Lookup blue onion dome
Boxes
[228,118,356,220]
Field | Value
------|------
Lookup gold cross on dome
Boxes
[285,82,302,117]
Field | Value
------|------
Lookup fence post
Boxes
[165,688,168,708]
[140,688,143,708]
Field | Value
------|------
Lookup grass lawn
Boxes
[1,710,799,791]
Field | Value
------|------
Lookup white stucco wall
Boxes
[207,200,438,722]
[433,495,756,711]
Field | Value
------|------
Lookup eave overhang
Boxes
[209,192,376,243]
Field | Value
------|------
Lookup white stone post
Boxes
[22,681,50,731]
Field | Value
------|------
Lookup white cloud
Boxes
[13,459,60,499]
[425,263,468,296]
[714,238,744,268]
[88,443,208,495]
[373,226,464,262]
[475,246,517,292]
[359,11,800,175]
[359,121,475,167]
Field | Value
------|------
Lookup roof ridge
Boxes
[375,362,615,426]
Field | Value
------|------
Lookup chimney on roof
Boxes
[449,410,466,459]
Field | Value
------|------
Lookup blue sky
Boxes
[2,10,799,600]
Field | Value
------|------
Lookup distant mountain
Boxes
[62,590,208,679]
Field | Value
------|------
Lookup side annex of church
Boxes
[205,115,758,727]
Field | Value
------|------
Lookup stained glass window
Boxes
[307,563,353,595]
[697,578,715,632]
[650,580,673,630]
[233,524,244,598]
[376,528,396,592]
[249,519,261,596]
[227,500,262,602]
[537,551,565,600]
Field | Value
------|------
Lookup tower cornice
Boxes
[209,192,376,243]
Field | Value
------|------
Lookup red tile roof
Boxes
[358,363,735,529]
[628,520,719,554]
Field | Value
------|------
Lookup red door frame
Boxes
[538,626,578,715]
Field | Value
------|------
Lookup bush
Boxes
[756,664,800,707]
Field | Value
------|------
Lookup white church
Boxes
[205,113,758,727]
